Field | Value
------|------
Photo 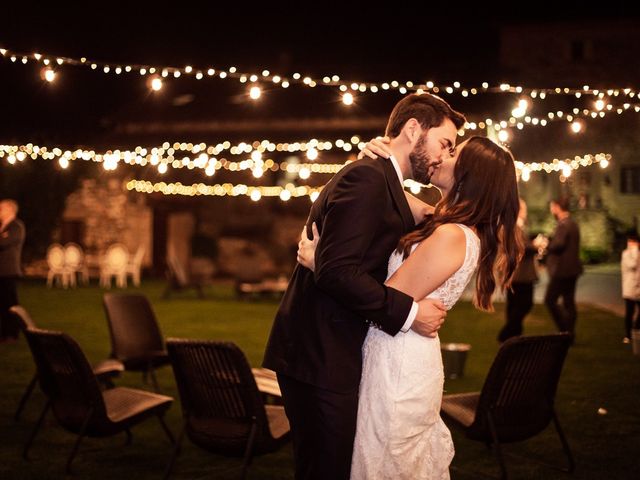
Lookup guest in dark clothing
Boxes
[0,199,26,341]
[498,198,538,342]
[536,197,583,341]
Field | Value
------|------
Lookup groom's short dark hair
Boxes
[385,93,466,138]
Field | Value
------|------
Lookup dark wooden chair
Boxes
[164,338,290,479]
[9,305,123,421]
[441,333,574,479]
[102,293,170,391]
[22,328,174,474]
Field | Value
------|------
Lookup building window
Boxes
[620,166,640,194]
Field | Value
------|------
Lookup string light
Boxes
[570,120,583,133]
[2,46,637,99]
[42,67,56,82]
[468,101,640,135]
[0,136,370,175]
[126,179,323,200]
[515,153,611,182]
[124,151,611,200]
[150,77,163,91]
[249,85,261,100]
[497,130,510,143]
[4,141,610,203]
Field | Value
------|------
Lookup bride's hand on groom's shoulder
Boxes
[357,136,392,160]
[297,222,320,271]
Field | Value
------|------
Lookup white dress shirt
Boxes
[388,155,419,332]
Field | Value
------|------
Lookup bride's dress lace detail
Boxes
[351,224,480,480]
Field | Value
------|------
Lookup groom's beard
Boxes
[409,136,441,184]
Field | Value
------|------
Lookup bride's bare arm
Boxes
[385,224,466,301]
[404,192,435,224]
[358,136,392,160]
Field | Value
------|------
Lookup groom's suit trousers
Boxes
[278,373,358,480]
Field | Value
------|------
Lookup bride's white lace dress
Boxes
[351,224,480,480]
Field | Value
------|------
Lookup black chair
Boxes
[9,305,124,421]
[102,293,170,391]
[441,333,574,479]
[22,328,174,473]
[164,338,290,480]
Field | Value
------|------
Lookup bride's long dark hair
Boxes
[398,136,523,311]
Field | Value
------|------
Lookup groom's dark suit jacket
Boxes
[263,156,416,393]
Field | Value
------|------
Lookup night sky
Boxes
[1,4,639,151]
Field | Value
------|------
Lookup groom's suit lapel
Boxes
[380,157,415,233]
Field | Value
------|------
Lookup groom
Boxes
[263,93,466,479]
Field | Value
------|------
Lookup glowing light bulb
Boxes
[342,92,354,105]
[497,130,510,143]
[250,190,262,201]
[306,148,318,161]
[280,190,292,201]
[43,68,56,82]
[570,121,583,133]
[151,77,163,91]
[249,85,261,100]
[299,167,311,180]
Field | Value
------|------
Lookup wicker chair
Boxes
[164,339,290,480]
[22,328,174,473]
[9,305,124,421]
[102,293,170,391]
[441,333,574,479]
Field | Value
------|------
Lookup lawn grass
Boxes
[1,279,638,479]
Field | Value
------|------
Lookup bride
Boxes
[297,135,522,479]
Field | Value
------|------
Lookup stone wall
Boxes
[61,177,152,267]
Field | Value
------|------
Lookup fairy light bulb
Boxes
[151,77,163,91]
[570,121,583,133]
[249,85,262,100]
[40,67,56,83]
[342,92,354,106]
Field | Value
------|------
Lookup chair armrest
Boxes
[252,367,282,397]
[92,359,125,378]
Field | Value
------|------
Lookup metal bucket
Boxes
[441,343,471,379]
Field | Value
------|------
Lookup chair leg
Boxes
[125,429,133,445]
[487,411,508,480]
[157,414,175,444]
[15,373,38,421]
[163,422,186,480]
[23,401,50,460]
[149,367,160,392]
[66,407,94,474]
[240,420,258,480]
[552,411,575,473]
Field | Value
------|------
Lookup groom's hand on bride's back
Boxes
[411,299,447,338]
